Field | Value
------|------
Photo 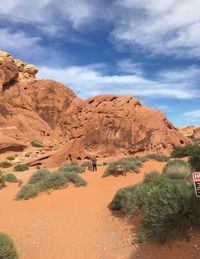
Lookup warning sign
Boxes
[192,172,200,197]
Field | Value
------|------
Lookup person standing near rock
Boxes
[91,156,97,171]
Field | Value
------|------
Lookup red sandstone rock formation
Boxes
[0,50,191,159]
[194,127,200,138]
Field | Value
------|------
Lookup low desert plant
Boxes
[16,170,87,200]
[171,144,200,158]
[0,173,6,189]
[4,173,18,183]
[0,161,12,168]
[16,184,39,200]
[110,184,147,215]
[81,161,92,170]
[28,169,50,184]
[14,164,29,172]
[143,154,169,162]
[163,160,192,180]
[103,157,143,177]
[0,232,18,259]
[59,162,85,174]
[143,171,161,183]
[6,156,15,161]
[141,179,200,243]
[188,149,200,171]
[31,140,43,148]
[103,162,108,166]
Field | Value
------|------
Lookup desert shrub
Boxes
[171,144,200,158]
[81,161,92,170]
[62,171,87,187]
[24,153,31,157]
[110,184,147,215]
[40,172,68,190]
[144,154,169,162]
[6,156,15,161]
[14,164,28,172]
[0,161,12,168]
[16,170,87,200]
[0,173,6,189]
[163,160,192,180]
[143,171,161,183]
[103,162,107,166]
[28,169,50,184]
[4,174,18,183]
[31,140,43,148]
[191,138,200,145]
[59,162,85,174]
[0,232,18,259]
[103,157,143,177]
[16,184,38,200]
[141,179,200,243]
[188,149,200,171]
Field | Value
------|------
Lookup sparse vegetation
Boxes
[163,160,192,180]
[16,169,87,200]
[81,161,92,170]
[141,179,200,243]
[103,157,143,177]
[143,153,169,162]
[189,148,200,171]
[0,173,6,189]
[0,232,18,259]
[31,140,43,148]
[59,162,85,174]
[4,173,18,183]
[171,144,200,158]
[6,156,15,161]
[0,161,12,168]
[110,162,200,244]
[14,164,29,172]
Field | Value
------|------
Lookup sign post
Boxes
[192,172,200,197]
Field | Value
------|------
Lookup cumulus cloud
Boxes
[184,109,200,118]
[38,64,200,99]
[112,0,200,58]
[1,0,200,59]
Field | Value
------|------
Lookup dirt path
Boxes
[0,160,199,259]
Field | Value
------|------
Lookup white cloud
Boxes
[184,109,200,118]
[0,28,41,54]
[38,64,200,99]
[117,59,143,75]
[112,0,200,58]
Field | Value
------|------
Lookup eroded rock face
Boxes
[194,127,200,138]
[45,94,191,166]
[0,50,191,161]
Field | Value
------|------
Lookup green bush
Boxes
[14,164,28,172]
[144,154,169,162]
[141,179,200,243]
[6,156,15,161]
[143,171,161,183]
[103,157,143,177]
[16,184,38,200]
[171,144,200,158]
[0,173,6,189]
[81,161,92,170]
[163,160,192,180]
[28,169,50,184]
[31,140,43,148]
[189,149,200,171]
[4,174,18,183]
[16,170,87,200]
[0,233,18,259]
[110,184,147,215]
[0,161,12,168]
[59,162,85,174]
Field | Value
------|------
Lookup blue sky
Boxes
[0,0,200,126]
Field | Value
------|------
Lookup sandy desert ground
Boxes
[1,158,200,259]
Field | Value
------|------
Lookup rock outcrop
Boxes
[194,127,200,138]
[0,49,191,161]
